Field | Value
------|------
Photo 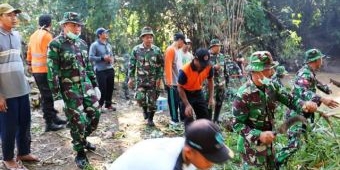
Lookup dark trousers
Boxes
[96,69,114,107]
[33,73,57,122]
[0,94,31,161]
[166,86,184,122]
[180,90,210,127]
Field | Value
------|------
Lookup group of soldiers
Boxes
[1,2,339,169]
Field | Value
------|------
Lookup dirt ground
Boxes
[0,72,339,170]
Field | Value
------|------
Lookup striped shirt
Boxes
[0,27,30,98]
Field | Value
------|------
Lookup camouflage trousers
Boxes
[275,110,306,165]
[63,92,101,152]
[208,86,225,122]
[237,135,276,170]
[135,87,160,114]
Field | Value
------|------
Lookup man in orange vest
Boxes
[27,14,66,132]
[178,48,215,127]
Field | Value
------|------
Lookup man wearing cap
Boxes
[178,48,214,127]
[47,12,101,169]
[27,14,67,132]
[276,49,339,166]
[232,51,318,169]
[0,3,39,169]
[109,119,233,170]
[164,33,186,125]
[182,38,193,65]
[89,27,116,112]
[128,26,163,126]
[205,39,227,123]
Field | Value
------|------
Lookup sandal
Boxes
[2,160,27,170]
[16,154,40,162]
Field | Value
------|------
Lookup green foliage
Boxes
[244,0,270,36]
[281,31,303,59]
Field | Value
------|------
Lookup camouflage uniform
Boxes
[129,27,163,125]
[204,39,226,122]
[276,49,329,165]
[47,12,100,152]
[272,65,288,87]
[225,55,242,102]
[232,51,304,169]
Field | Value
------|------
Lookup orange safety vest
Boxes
[26,29,53,73]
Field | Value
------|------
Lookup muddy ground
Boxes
[0,72,339,170]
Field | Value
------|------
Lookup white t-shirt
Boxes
[109,137,196,170]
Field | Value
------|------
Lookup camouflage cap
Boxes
[304,49,325,63]
[276,65,288,76]
[139,26,154,38]
[209,39,222,49]
[0,3,21,15]
[246,51,279,72]
[59,12,84,26]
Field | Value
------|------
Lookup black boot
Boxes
[75,150,89,169]
[142,106,148,120]
[147,112,155,126]
[45,121,64,132]
[84,141,96,151]
[53,115,67,125]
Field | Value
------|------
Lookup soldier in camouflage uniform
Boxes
[232,51,318,169]
[127,27,163,126]
[272,65,288,87]
[225,54,242,102]
[47,12,101,169]
[275,49,339,166]
[204,39,226,123]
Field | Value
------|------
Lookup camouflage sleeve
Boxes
[84,49,98,87]
[273,82,304,113]
[47,40,61,99]
[128,48,136,79]
[232,94,262,143]
[295,72,322,105]
[155,50,164,80]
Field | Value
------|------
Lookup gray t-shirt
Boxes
[0,27,30,98]
[89,40,114,72]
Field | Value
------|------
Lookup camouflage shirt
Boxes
[292,65,322,105]
[47,33,97,100]
[232,80,304,152]
[225,55,242,77]
[210,52,226,87]
[129,43,163,88]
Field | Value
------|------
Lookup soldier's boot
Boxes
[147,112,155,126]
[142,106,148,120]
[124,90,130,100]
[75,150,89,169]
[53,115,67,125]
[45,119,64,132]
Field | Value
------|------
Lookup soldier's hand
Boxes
[208,97,215,110]
[214,64,221,70]
[156,79,162,88]
[321,97,339,109]
[0,96,8,112]
[302,101,318,113]
[184,104,194,117]
[259,131,275,145]
[128,78,134,89]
